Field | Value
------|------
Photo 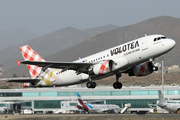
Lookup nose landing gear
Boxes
[113,73,122,89]
[113,82,122,89]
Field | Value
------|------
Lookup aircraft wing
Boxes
[157,103,167,107]
[20,61,94,73]
[0,77,41,83]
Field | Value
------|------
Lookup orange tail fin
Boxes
[19,45,45,78]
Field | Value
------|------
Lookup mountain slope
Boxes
[84,24,119,37]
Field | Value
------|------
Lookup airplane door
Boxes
[141,37,148,50]
[140,36,150,60]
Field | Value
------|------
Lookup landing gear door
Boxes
[141,36,148,51]
[79,74,89,81]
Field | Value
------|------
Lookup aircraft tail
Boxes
[19,45,45,78]
[76,93,89,112]
[158,90,166,104]
[76,93,85,105]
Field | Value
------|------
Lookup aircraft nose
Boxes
[168,39,176,48]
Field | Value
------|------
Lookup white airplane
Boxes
[75,93,120,113]
[2,34,176,89]
[157,90,180,113]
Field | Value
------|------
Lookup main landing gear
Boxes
[113,73,122,89]
[86,77,96,89]
[86,81,96,88]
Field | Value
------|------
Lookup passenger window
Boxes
[158,37,161,40]
[154,38,157,41]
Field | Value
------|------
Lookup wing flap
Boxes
[21,61,94,71]
[0,77,41,83]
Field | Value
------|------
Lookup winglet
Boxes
[16,60,21,66]
[147,102,151,107]
[76,92,81,98]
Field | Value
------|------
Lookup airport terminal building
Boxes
[0,86,180,113]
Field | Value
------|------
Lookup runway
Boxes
[0,113,180,120]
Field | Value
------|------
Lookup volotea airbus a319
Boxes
[3,34,176,89]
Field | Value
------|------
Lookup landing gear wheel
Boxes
[86,82,92,88]
[117,82,122,89]
[113,82,118,89]
[86,82,96,89]
[113,82,122,89]
[113,74,122,89]
[92,82,96,88]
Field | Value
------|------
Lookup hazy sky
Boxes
[0,0,180,36]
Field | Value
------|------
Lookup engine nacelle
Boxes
[93,60,113,75]
[23,83,30,87]
[23,82,36,87]
[92,58,129,75]
[111,57,129,71]
[129,61,157,77]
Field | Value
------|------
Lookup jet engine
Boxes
[92,57,129,75]
[23,83,30,87]
[93,60,113,75]
[129,61,158,77]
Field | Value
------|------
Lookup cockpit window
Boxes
[161,37,166,39]
[154,36,167,41]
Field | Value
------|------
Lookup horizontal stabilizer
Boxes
[0,77,41,83]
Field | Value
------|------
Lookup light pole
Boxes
[159,55,165,113]
[159,55,165,95]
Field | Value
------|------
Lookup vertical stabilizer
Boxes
[76,93,85,105]
[19,45,45,78]
[158,90,166,104]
